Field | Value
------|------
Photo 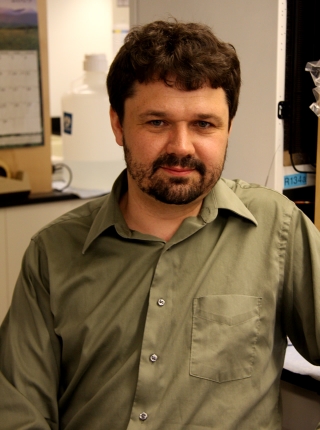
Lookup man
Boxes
[0,20,319,430]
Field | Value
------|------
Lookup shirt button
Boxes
[150,353,158,362]
[157,298,165,306]
[139,412,148,421]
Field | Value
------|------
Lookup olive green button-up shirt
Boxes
[1,171,320,429]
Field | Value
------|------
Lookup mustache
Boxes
[151,154,206,176]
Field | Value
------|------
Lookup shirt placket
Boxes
[126,243,174,429]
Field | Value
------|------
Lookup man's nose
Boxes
[166,125,196,155]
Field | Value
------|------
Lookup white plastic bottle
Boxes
[61,54,125,191]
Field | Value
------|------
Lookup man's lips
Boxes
[151,154,206,176]
[160,166,195,176]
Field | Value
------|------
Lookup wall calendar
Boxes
[0,0,43,149]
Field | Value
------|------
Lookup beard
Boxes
[123,138,226,205]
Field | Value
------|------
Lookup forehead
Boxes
[125,80,229,116]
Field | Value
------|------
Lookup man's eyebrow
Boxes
[138,110,167,120]
[138,111,224,119]
[196,113,224,125]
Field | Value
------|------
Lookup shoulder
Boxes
[31,194,110,242]
[219,178,306,231]
[220,178,320,245]
[222,177,296,212]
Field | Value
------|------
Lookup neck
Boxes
[119,176,204,241]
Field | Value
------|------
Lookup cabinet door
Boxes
[0,210,8,323]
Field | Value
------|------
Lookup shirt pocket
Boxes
[190,294,262,383]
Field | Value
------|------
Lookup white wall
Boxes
[46,0,113,117]
[45,0,285,190]
[130,0,286,191]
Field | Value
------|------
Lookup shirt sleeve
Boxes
[0,238,60,430]
[282,205,320,366]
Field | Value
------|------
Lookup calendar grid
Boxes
[0,50,43,147]
[0,0,43,149]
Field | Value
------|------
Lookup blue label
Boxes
[63,112,72,134]
[283,173,307,189]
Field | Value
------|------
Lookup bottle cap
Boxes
[83,54,108,72]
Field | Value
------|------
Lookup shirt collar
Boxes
[82,171,129,253]
[200,178,258,226]
[83,171,257,253]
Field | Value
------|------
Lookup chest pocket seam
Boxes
[190,295,262,383]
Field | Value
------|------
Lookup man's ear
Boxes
[110,107,124,147]
[228,119,233,135]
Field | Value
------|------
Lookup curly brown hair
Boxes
[107,20,241,126]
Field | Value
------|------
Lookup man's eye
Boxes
[149,120,164,126]
[197,121,212,128]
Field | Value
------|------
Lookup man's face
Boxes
[110,80,231,205]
